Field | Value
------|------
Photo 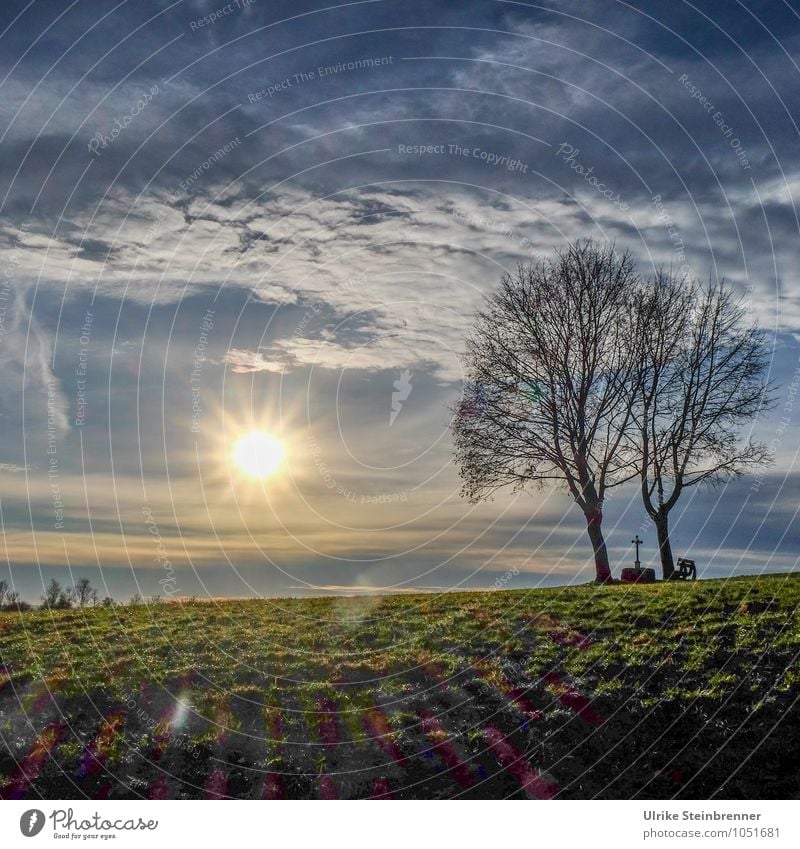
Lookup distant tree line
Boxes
[0,578,169,612]
[453,239,774,581]
[0,579,28,611]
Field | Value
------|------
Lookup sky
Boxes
[0,0,799,602]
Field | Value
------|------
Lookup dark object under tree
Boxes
[673,558,697,580]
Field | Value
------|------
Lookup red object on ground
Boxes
[1,723,66,799]
[541,672,604,724]
[419,710,476,789]
[147,776,170,799]
[78,711,125,779]
[318,774,339,799]
[363,707,407,767]
[262,773,285,799]
[549,629,594,649]
[528,614,594,650]
[483,725,558,799]
[370,777,394,799]
[472,659,543,721]
[620,567,656,583]
[204,768,228,799]
[317,698,340,748]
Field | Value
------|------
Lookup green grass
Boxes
[1,573,798,799]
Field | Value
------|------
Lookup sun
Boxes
[233,431,286,479]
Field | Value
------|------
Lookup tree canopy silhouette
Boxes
[453,240,774,583]
[633,273,773,578]
[452,240,642,582]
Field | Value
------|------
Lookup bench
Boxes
[673,558,696,581]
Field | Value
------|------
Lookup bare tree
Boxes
[73,577,95,607]
[41,579,64,609]
[452,240,643,582]
[634,275,773,578]
[0,579,8,608]
[4,591,29,611]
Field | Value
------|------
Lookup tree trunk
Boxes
[585,506,612,583]
[655,510,674,580]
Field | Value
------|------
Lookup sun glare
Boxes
[233,431,286,479]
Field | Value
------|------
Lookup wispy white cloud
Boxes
[222,348,285,373]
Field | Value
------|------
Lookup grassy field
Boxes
[1,573,798,800]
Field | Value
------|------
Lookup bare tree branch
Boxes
[633,274,775,578]
[452,240,642,582]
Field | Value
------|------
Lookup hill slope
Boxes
[1,573,798,799]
